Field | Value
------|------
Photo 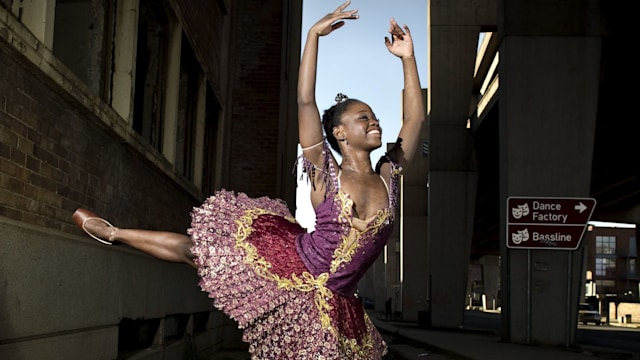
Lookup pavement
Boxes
[208,310,640,359]
[371,310,640,360]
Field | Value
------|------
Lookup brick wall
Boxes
[0,10,216,356]
[172,0,228,100]
[171,0,292,202]
[227,0,284,199]
[0,1,298,356]
[0,0,295,233]
[0,46,197,234]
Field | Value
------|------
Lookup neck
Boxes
[340,153,374,174]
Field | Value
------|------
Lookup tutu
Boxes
[188,142,401,359]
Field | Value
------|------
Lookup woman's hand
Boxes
[385,18,414,59]
[309,0,359,37]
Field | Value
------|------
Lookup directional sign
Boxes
[506,197,596,250]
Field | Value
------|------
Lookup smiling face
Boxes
[334,101,383,152]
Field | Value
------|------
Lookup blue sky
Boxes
[296,0,428,227]
[301,0,428,161]
[296,2,637,230]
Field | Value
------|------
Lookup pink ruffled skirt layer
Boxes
[188,190,386,359]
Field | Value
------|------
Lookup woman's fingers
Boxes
[403,24,411,35]
[389,18,405,40]
[332,21,345,32]
[333,0,358,20]
[312,1,358,37]
[335,0,352,13]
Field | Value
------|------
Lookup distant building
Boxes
[583,223,639,301]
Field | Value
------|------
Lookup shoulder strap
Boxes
[295,140,339,197]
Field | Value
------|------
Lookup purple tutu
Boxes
[188,189,386,359]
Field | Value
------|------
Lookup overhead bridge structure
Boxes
[398,0,636,348]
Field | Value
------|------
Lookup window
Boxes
[629,236,637,257]
[8,1,52,46]
[132,0,170,151]
[595,235,616,255]
[175,34,200,180]
[595,257,616,276]
[6,0,115,100]
[201,88,221,194]
[53,0,114,98]
[630,259,636,277]
[5,0,214,190]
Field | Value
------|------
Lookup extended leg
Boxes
[73,208,196,268]
[112,228,196,268]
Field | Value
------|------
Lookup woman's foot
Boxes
[72,208,118,245]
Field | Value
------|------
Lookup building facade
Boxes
[0,0,301,358]
[584,224,639,301]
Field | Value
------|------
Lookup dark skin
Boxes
[298,0,425,220]
[335,102,387,219]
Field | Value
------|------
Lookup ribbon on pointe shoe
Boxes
[72,208,118,245]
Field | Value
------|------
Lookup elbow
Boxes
[406,114,426,126]
[297,95,316,107]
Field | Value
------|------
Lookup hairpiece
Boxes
[335,93,349,104]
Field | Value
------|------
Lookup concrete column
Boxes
[401,194,429,321]
[428,170,477,327]
[361,231,400,316]
[401,89,429,322]
[427,24,479,328]
[427,0,496,329]
[498,1,601,345]
[385,239,401,316]
[481,256,501,310]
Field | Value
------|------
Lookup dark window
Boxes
[202,87,221,194]
[132,0,169,151]
[52,0,114,99]
[175,34,200,180]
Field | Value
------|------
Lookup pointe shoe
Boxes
[72,208,118,245]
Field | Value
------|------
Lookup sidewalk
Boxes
[205,311,639,359]
[370,311,640,360]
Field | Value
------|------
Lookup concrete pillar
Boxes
[382,236,401,316]
[481,256,501,310]
[427,24,479,329]
[498,0,601,345]
[401,198,429,321]
[401,89,429,322]
[361,229,400,317]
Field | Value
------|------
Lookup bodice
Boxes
[295,141,402,297]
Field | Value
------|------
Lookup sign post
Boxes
[506,196,596,250]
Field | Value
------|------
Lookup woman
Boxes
[73,1,424,358]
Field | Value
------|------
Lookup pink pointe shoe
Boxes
[72,208,118,245]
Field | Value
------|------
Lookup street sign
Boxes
[506,197,596,250]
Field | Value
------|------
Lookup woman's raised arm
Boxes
[297,1,358,165]
[384,18,426,171]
